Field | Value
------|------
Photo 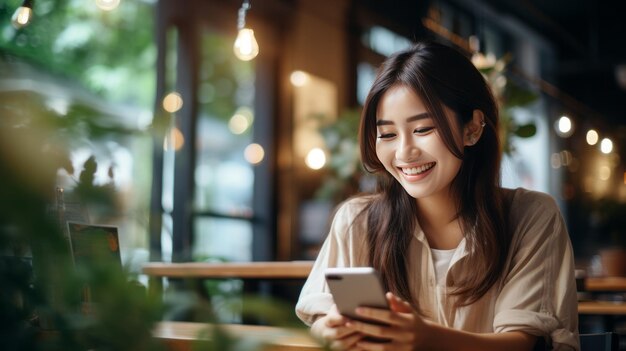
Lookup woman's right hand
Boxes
[311,304,364,350]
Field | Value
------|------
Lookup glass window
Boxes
[193,217,252,262]
[357,62,377,105]
[193,29,257,262]
[361,26,413,57]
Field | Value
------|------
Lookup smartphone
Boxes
[325,267,389,321]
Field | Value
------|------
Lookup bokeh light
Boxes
[163,127,184,151]
[229,114,250,134]
[600,138,613,154]
[305,148,326,170]
[555,116,573,137]
[244,143,265,164]
[163,92,183,113]
[290,70,309,87]
[586,129,599,145]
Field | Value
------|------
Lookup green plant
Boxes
[313,109,365,202]
[0,88,165,351]
[473,53,539,155]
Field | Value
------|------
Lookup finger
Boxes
[326,314,348,327]
[386,292,413,313]
[322,324,360,341]
[347,319,389,339]
[325,310,349,327]
[355,306,407,326]
[347,320,415,343]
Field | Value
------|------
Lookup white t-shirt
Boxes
[431,247,457,286]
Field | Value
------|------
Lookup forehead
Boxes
[375,84,463,133]
[376,85,427,121]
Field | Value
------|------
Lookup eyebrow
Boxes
[376,112,432,126]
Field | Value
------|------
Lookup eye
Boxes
[377,133,396,139]
[414,126,435,135]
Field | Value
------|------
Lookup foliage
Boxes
[0,1,159,342]
[313,109,366,202]
[473,53,539,155]
[0,96,163,351]
[0,86,309,350]
[0,2,309,351]
[198,32,256,123]
[0,0,156,109]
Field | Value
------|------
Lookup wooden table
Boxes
[585,277,626,291]
[579,277,626,315]
[142,261,314,296]
[142,261,315,314]
[154,321,321,351]
[578,301,626,315]
[142,261,314,279]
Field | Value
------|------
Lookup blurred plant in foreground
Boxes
[0,88,164,351]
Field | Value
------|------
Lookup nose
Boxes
[396,135,421,162]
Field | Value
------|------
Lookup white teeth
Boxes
[402,162,435,175]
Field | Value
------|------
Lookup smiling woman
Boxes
[296,41,579,351]
[374,85,467,201]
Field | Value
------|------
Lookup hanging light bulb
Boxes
[234,29,259,61]
[12,0,34,29]
[233,0,259,61]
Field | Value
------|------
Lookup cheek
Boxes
[375,143,395,172]
[375,142,391,162]
[440,155,463,177]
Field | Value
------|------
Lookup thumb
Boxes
[326,304,348,326]
[386,292,413,313]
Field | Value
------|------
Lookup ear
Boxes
[463,110,486,146]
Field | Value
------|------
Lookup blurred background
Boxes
[1,0,626,345]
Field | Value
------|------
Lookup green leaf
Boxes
[514,123,537,138]
[504,81,538,107]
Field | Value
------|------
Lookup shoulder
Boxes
[505,187,567,246]
[328,195,376,238]
[507,187,561,221]
[334,194,376,219]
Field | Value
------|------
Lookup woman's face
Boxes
[375,84,463,200]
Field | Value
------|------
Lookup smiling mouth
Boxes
[400,162,436,175]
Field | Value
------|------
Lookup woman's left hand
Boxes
[346,292,431,351]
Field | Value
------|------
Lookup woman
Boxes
[295,41,579,350]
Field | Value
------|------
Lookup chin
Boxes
[397,183,432,199]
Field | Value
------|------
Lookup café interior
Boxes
[2,0,626,349]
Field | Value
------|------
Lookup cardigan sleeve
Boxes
[493,190,579,350]
[295,197,370,326]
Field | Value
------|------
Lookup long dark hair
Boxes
[358,41,509,308]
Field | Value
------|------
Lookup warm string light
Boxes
[233,0,259,61]
[11,0,33,29]
[554,116,618,155]
[555,115,574,137]
[586,129,599,145]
